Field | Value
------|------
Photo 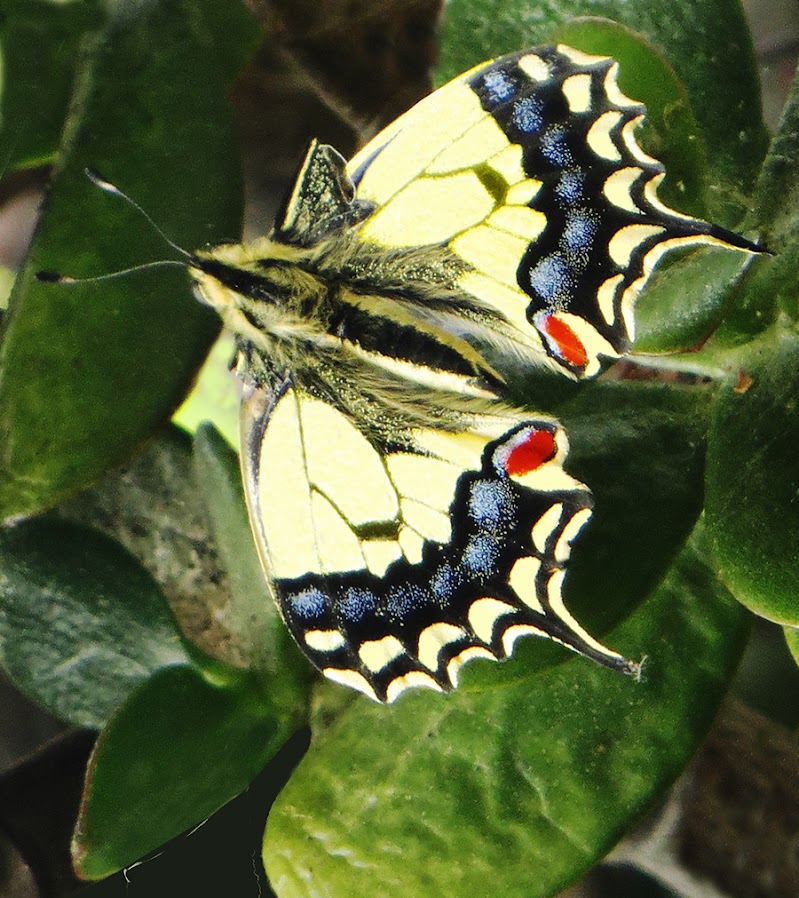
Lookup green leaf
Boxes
[752,61,799,248]
[551,17,708,217]
[0,0,260,173]
[705,324,799,626]
[0,520,191,728]
[705,248,783,348]
[785,626,799,669]
[0,266,14,311]
[0,0,242,519]
[633,247,754,354]
[437,0,769,225]
[556,381,710,624]
[172,333,240,446]
[0,0,99,170]
[192,423,314,701]
[263,536,747,898]
[740,62,799,328]
[73,729,310,896]
[73,663,305,879]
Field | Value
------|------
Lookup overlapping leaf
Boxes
[0,519,191,728]
[0,0,243,519]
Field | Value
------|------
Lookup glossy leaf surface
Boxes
[0,0,242,518]
[705,326,799,626]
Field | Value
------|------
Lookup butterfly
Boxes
[138,46,760,702]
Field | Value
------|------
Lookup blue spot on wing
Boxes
[468,480,512,531]
[512,96,545,134]
[338,587,378,622]
[430,562,459,602]
[483,70,516,103]
[562,210,599,253]
[462,533,500,576]
[541,127,573,167]
[529,252,576,306]
[387,582,429,618]
[289,587,327,621]
[555,169,586,205]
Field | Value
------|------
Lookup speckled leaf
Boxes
[634,247,755,354]
[705,325,799,626]
[740,61,799,329]
[0,0,242,519]
[752,61,799,249]
[437,0,768,227]
[193,423,314,701]
[263,537,747,898]
[0,520,191,729]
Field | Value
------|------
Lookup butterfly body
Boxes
[188,46,757,702]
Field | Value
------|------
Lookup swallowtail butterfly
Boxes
[99,47,762,702]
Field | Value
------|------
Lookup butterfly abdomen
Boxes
[193,233,511,417]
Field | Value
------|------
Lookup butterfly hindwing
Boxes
[240,378,636,703]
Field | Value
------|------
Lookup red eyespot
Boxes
[505,429,556,475]
[539,313,588,370]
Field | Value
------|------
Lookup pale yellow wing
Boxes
[239,378,638,703]
[346,46,758,378]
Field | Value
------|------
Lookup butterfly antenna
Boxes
[35,169,198,285]
[35,259,188,285]
[84,168,194,262]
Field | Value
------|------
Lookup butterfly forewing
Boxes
[348,45,758,379]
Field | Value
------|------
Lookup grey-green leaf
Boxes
[0,520,191,728]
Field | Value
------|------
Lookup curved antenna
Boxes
[84,168,194,262]
[35,169,200,285]
[36,259,189,285]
